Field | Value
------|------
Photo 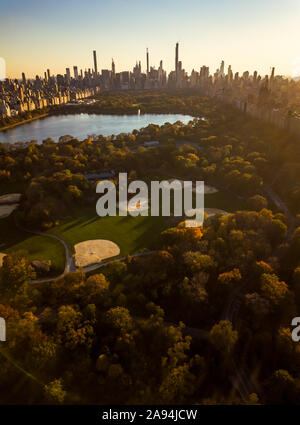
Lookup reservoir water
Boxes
[0,113,194,144]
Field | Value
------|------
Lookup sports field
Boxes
[0,189,247,276]
[49,206,167,256]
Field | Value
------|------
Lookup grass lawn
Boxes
[0,189,246,275]
[204,190,247,212]
[49,190,246,256]
[0,215,65,274]
[49,205,168,256]
[144,173,247,213]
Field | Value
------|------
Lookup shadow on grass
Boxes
[0,215,31,249]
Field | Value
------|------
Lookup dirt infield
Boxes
[0,193,21,204]
[0,253,7,267]
[0,193,21,218]
[0,203,19,218]
[74,239,120,268]
[126,198,148,212]
[203,185,219,194]
[205,208,228,217]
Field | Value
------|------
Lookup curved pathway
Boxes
[23,227,157,283]
[18,227,75,284]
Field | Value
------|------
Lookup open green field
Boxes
[147,173,248,213]
[49,191,246,254]
[204,190,247,212]
[0,188,247,276]
[49,206,168,255]
[0,215,65,274]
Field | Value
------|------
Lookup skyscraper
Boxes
[93,50,98,76]
[73,66,78,79]
[146,48,149,75]
[111,58,115,78]
[66,68,71,82]
[270,67,275,90]
[175,42,179,76]
[271,67,275,79]
[220,60,225,77]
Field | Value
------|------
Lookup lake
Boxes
[0,113,194,144]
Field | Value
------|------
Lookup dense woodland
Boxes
[0,91,300,404]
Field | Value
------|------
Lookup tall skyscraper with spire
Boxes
[111,59,115,77]
[93,50,98,76]
[146,48,149,75]
[220,60,225,77]
[175,42,179,85]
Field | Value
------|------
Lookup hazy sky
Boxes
[1,0,300,79]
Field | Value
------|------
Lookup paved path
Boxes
[26,230,156,283]
[18,227,75,284]
[24,228,211,342]
[17,225,156,283]
[81,250,156,273]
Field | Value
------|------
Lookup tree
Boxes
[217,268,242,295]
[248,195,268,211]
[180,274,208,305]
[264,370,297,404]
[183,252,215,273]
[85,273,110,305]
[105,307,133,334]
[158,363,196,404]
[67,184,82,201]
[44,378,66,404]
[209,320,238,356]
[0,252,35,296]
[260,273,290,307]
[269,219,287,245]
[56,305,94,350]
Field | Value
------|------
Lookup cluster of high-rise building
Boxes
[1,44,300,124]
[0,61,101,119]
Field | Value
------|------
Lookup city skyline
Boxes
[2,40,297,123]
[1,0,300,78]
[6,46,284,84]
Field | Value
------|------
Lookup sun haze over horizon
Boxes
[1,0,300,79]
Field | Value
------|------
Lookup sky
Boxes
[1,0,300,79]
